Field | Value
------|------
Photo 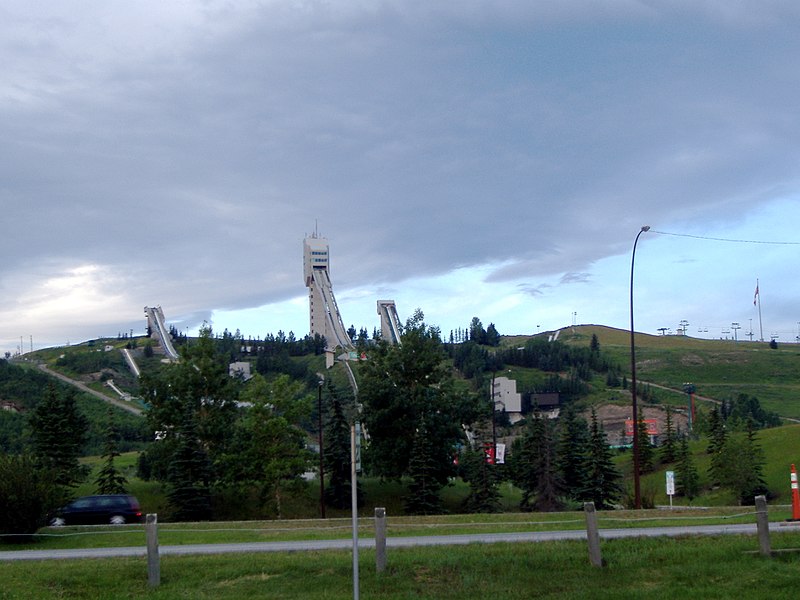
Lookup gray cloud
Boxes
[3,1,800,348]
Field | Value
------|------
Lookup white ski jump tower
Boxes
[377,300,402,345]
[144,306,179,361]
[304,233,355,357]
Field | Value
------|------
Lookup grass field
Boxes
[3,532,800,599]
[549,325,800,419]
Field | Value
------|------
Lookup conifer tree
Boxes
[675,435,699,500]
[404,412,444,515]
[707,406,729,487]
[511,412,564,512]
[739,422,769,503]
[706,404,726,454]
[167,408,212,521]
[324,381,362,509]
[713,422,768,505]
[556,403,589,500]
[461,435,501,514]
[28,384,89,487]
[659,405,678,464]
[637,408,654,473]
[94,408,128,495]
[582,408,622,509]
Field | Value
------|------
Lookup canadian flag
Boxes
[753,284,759,306]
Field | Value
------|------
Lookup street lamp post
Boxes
[629,225,650,510]
[318,379,325,519]
[490,370,497,464]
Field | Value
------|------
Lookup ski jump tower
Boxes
[304,233,355,360]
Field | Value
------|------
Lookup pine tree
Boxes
[659,405,678,464]
[713,422,768,505]
[94,408,128,495]
[637,408,654,473]
[556,403,589,500]
[461,440,501,514]
[511,413,564,512]
[28,384,89,487]
[404,412,444,515]
[707,406,729,487]
[738,422,769,504]
[675,435,699,500]
[582,408,622,510]
[167,408,212,521]
[706,404,726,454]
[324,382,362,509]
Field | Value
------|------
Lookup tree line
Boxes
[0,316,778,535]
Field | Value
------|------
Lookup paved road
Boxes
[2,522,794,561]
[37,363,143,416]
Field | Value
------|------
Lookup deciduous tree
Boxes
[221,374,313,518]
[360,310,479,487]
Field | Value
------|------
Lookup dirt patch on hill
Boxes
[586,403,690,446]
[680,354,704,366]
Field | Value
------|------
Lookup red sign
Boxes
[625,418,658,436]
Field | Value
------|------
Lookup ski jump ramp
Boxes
[144,306,179,360]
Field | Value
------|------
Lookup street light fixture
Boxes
[629,225,650,510]
[318,378,326,519]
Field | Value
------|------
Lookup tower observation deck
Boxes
[303,234,354,352]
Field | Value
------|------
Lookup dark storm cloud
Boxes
[3,1,800,348]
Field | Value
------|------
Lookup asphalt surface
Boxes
[3,522,796,561]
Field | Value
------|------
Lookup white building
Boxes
[492,376,523,423]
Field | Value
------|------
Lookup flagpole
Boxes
[756,279,764,342]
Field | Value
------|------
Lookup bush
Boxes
[0,454,69,540]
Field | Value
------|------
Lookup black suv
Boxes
[51,495,143,526]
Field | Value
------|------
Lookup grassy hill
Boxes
[529,325,800,420]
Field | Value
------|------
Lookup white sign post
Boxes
[665,470,675,509]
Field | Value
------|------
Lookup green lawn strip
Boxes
[2,533,800,599]
[3,507,784,552]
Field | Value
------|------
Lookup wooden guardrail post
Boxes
[754,495,771,557]
[146,513,160,587]
[375,507,387,572]
[584,502,604,567]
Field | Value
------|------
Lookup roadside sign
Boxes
[666,471,675,508]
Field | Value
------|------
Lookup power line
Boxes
[651,230,800,245]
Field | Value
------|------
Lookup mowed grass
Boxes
[3,532,800,599]
[548,325,800,419]
[12,508,772,551]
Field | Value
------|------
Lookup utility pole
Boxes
[731,322,740,343]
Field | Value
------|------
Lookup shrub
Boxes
[0,454,69,540]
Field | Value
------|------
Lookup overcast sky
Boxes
[3,1,800,355]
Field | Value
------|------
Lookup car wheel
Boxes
[50,517,65,527]
[110,515,126,525]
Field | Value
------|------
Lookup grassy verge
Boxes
[3,506,787,551]
[3,533,800,599]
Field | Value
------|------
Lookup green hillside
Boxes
[543,325,800,420]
